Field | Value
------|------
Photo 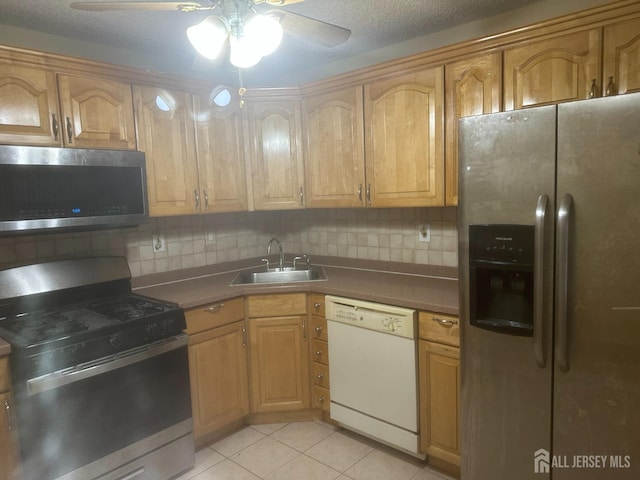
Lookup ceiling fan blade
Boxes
[70,2,206,12]
[256,0,305,6]
[268,9,350,48]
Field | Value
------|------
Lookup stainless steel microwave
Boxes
[0,146,149,235]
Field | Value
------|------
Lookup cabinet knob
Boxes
[315,350,323,357]
[316,373,324,380]
[605,76,617,96]
[316,396,325,403]
[315,326,323,334]
[65,116,73,143]
[4,399,13,430]
[51,113,59,140]
[433,317,458,328]
[205,303,224,313]
[314,302,321,312]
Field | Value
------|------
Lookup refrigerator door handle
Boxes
[534,194,549,368]
[556,193,573,372]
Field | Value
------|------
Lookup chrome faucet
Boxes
[293,254,310,270]
[266,237,284,270]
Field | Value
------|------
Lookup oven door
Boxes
[14,335,192,480]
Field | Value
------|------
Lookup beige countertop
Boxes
[0,258,459,349]
[134,257,459,315]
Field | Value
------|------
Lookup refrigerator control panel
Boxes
[469,224,534,266]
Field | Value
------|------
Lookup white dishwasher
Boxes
[325,295,422,458]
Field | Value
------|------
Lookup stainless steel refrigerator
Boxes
[458,92,640,479]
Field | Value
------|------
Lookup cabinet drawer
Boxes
[310,315,328,342]
[309,293,325,316]
[247,293,307,318]
[185,298,245,334]
[312,338,329,365]
[312,362,330,388]
[419,311,459,346]
[0,356,10,392]
[312,385,330,412]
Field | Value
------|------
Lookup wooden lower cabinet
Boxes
[419,339,461,469]
[248,315,310,413]
[309,294,330,413]
[0,357,20,480]
[186,300,249,444]
[247,293,310,414]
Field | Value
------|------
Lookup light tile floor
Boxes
[175,421,455,480]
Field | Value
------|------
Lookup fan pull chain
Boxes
[238,69,246,108]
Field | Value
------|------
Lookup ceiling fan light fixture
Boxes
[186,15,228,60]
[243,13,283,57]
[229,34,262,68]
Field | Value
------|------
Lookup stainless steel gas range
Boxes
[0,256,194,480]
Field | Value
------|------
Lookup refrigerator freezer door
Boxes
[553,93,640,479]
[458,106,556,479]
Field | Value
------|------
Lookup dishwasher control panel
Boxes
[325,295,417,339]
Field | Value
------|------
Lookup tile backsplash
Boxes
[0,207,457,276]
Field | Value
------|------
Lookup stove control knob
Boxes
[109,333,123,348]
[162,319,174,333]
[144,324,155,340]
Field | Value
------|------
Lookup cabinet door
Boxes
[193,95,248,212]
[134,85,199,216]
[0,61,60,146]
[248,315,310,413]
[246,100,305,210]
[303,86,365,207]
[57,74,136,150]
[445,53,501,206]
[0,391,19,480]
[504,29,602,110]
[419,340,460,467]
[364,66,444,207]
[603,17,640,95]
[188,321,249,441]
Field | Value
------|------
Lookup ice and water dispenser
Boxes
[468,225,535,336]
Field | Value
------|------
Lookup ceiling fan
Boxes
[70,1,351,68]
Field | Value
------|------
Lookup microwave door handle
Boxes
[534,194,548,368]
[555,193,573,372]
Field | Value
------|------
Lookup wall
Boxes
[0,207,458,277]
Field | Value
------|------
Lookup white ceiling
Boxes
[0,0,617,88]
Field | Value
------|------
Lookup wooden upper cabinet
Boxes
[0,61,60,146]
[0,61,136,149]
[246,100,305,210]
[57,74,136,150]
[445,53,502,206]
[603,17,640,95]
[134,85,199,216]
[302,86,366,208]
[193,95,247,213]
[364,66,445,207]
[504,28,602,110]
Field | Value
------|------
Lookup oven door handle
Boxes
[26,334,188,396]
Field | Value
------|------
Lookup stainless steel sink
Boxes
[230,266,328,285]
